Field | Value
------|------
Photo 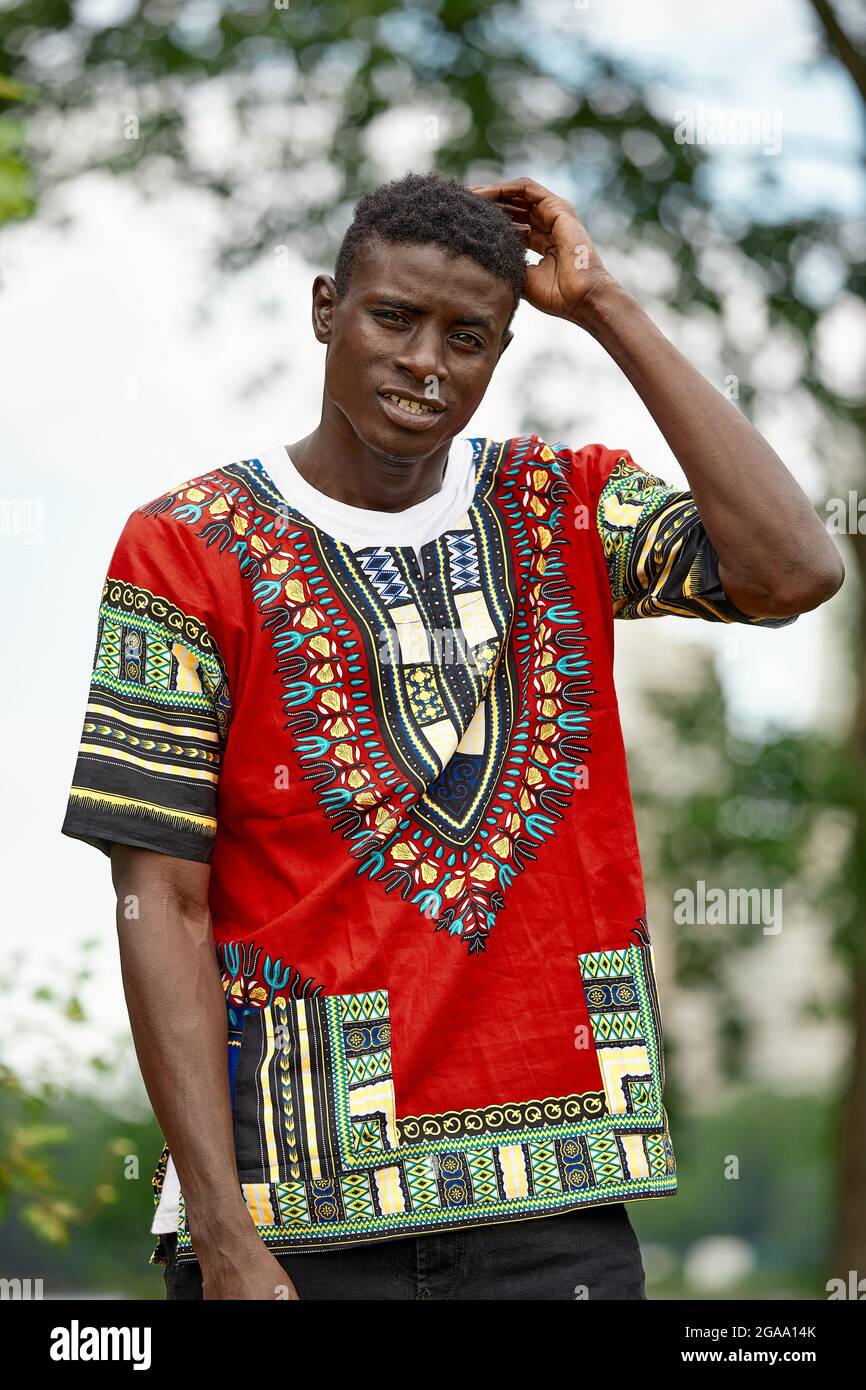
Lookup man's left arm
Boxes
[471,176,845,618]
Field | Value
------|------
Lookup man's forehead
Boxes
[349,237,513,317]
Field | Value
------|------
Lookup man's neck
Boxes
[286,412,452,512]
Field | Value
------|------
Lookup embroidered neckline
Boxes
[253,437,482,559]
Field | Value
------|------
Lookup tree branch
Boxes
[805,0,866,109]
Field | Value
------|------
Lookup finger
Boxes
[494,201,540,232]
[495,204,553,248]
[502,210,532,231]
[471,176,555,206]
[510,223,555,257]
[470,186,562,251]
[476,190,574,249]
[470,184,530,201]
[524,226,556,256]
[497,204,531,227]
[508,203,555,243]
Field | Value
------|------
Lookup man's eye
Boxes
[373,311,404,324]
[452,333,484,349]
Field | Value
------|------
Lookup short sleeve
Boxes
[61,508,232,863]
[594,449,798,626]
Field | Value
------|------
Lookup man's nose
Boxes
[393,330,448,387]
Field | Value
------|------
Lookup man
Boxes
[61,172,843,1301]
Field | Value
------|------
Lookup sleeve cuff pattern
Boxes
[597,458,798,626]
[61,578,230,861]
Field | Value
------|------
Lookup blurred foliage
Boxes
[0,950,164,1296]
[631,1087,839,1298]
[0,76,35,223]
[555,644,857,1301]
[627,655,858,1085]
[0,0,861,434]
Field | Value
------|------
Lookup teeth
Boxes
[386,394,436,414]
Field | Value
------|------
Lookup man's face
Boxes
[314,236,515,463]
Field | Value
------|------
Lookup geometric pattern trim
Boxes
[64,580,231,860]
[596,453,797,627]
[138,437,596,955]
[159,920,677,1261]
[578,918,667,1121]
[170,1131,677,1255]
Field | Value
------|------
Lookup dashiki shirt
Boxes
[61,436,795,1266]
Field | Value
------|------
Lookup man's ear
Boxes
[312,274,338,344]
[498,328,514,358]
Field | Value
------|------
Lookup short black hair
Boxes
[334,171,526,333]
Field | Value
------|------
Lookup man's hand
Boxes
[199,1232,300,1301]
[470,176,616,325]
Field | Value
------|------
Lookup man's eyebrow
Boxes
[453,312,495,331]
[371,296,495,332]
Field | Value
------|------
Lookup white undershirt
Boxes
[260,435,477,561]
[150,434,476,1236]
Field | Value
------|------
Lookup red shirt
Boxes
[62,435,794,1262]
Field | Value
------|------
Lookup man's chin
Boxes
[355,420,454,467]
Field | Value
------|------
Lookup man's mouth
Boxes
[380,392,441,416]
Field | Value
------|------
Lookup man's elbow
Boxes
[110,842,212,921]
[779,549,846,614]
[721,548,845,618]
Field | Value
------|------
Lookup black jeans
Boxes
[161,1202,647,1300]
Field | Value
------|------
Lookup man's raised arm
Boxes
[471,175,845,619]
